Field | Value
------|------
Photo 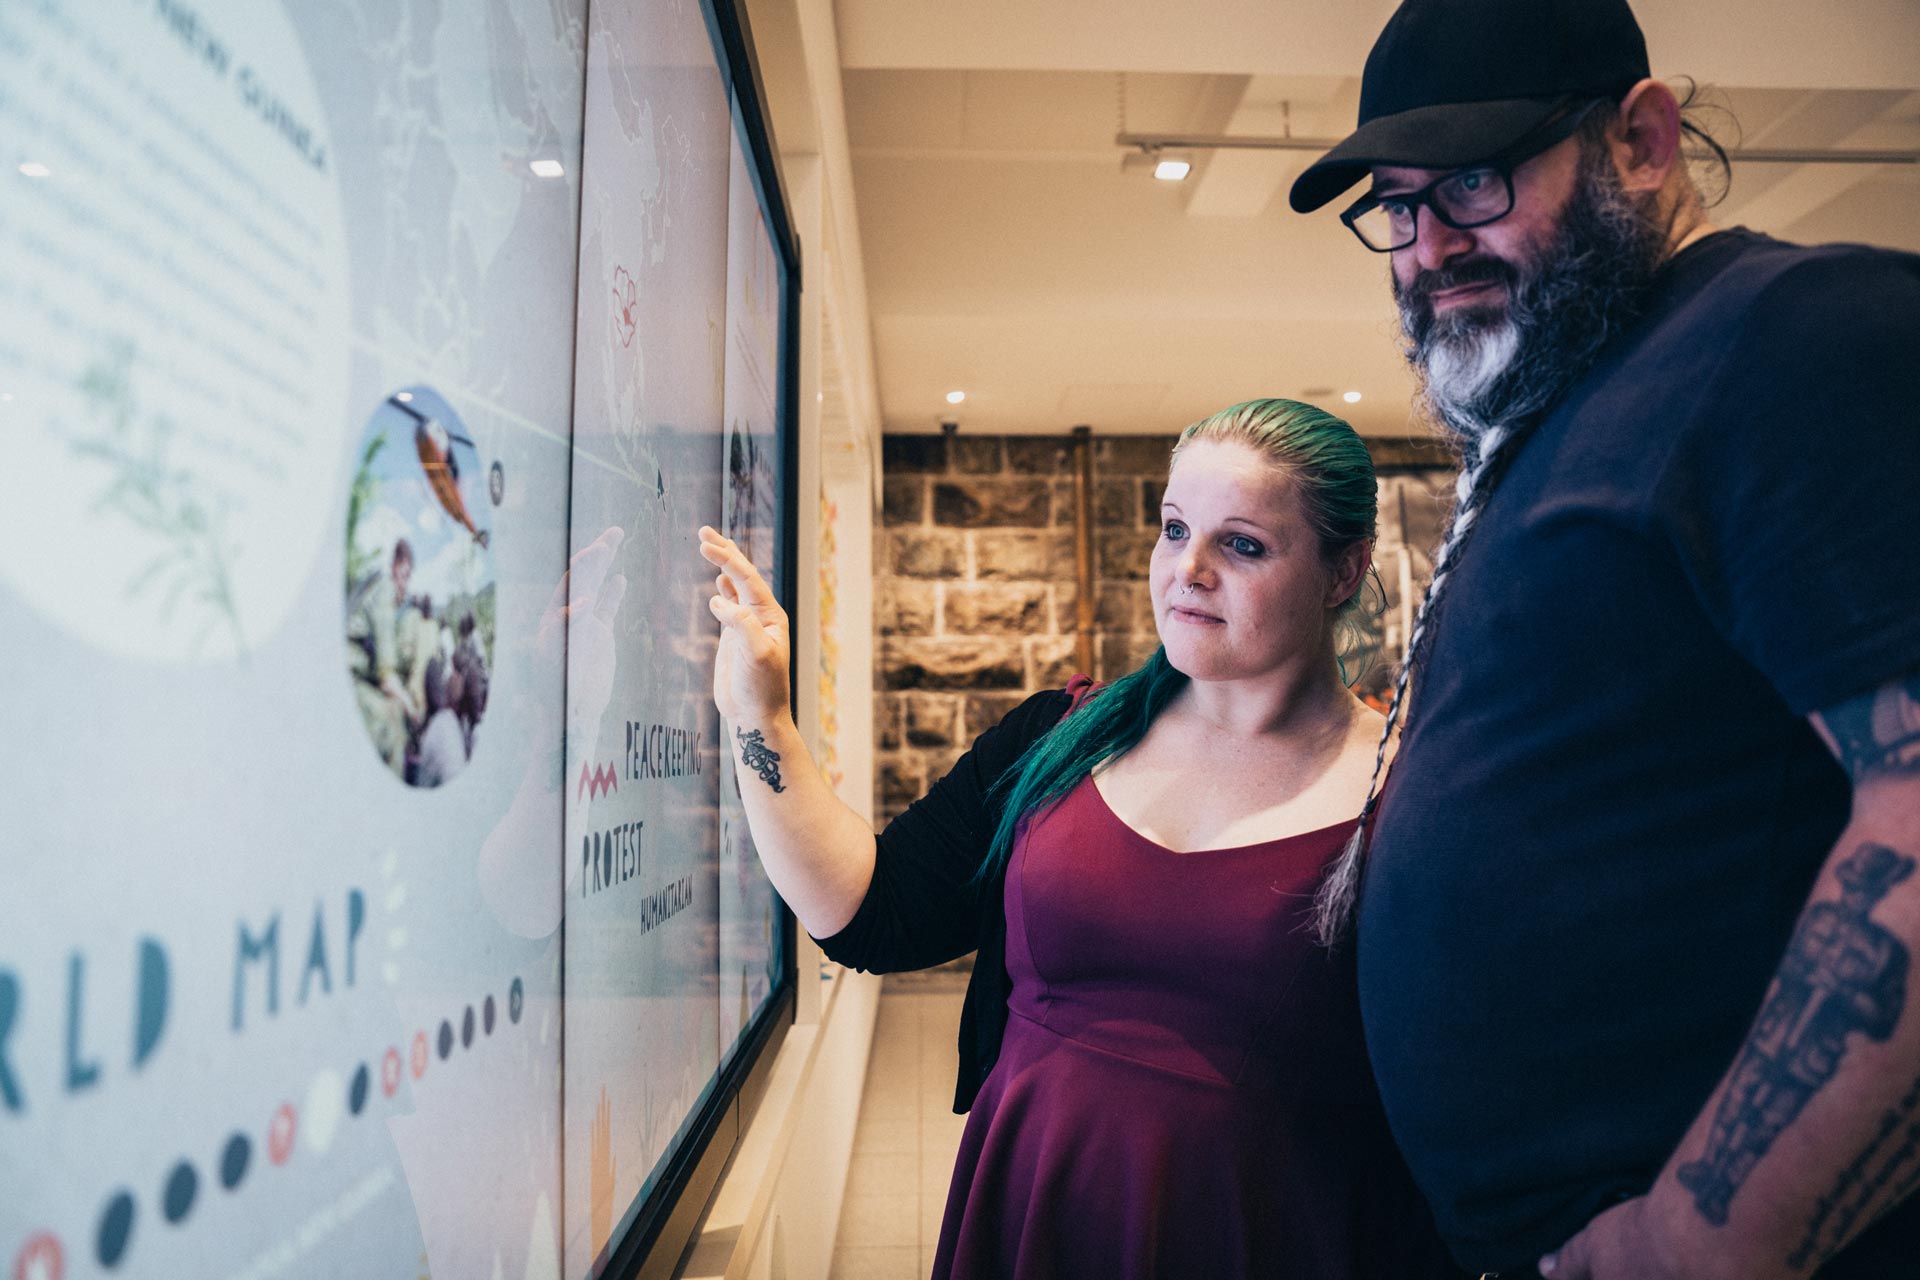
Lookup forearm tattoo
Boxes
[1677,843,1915,1227]
[1822,674,1920,783]
[735,727,785,793]
[1773,672,1920,1263]
[1791,1066,1920,1270]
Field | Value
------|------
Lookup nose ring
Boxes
[1181,584,1195,596]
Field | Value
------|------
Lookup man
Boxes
[1288,1,1920,1277]
[347,538,422,774]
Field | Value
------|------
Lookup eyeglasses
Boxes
[1338,103,1595,253]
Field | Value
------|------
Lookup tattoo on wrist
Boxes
[1823,675,1920,782]
[1791,1067,1920,1271]
[735,727,786,793]
[1677,843,1914,1229]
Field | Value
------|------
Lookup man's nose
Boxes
[1409,204,1475,273]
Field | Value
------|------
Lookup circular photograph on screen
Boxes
[344,387,496,788]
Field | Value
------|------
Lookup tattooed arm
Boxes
[699,527,877,938]
[1543,672,1920,1280]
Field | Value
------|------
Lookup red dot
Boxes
[381,1047,402,1097]
[12,1233,63,1280]
[410,1032,429,1080]
[267,1103,298,1166]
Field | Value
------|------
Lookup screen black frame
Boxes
[595,0,803,1273]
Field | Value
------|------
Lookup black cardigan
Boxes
[815,687,1073,1113]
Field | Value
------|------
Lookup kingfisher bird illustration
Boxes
[396,396,490,548]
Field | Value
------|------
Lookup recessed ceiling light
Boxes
[18,162,50,178]
[945,390,966,404]
[529,159,565,178]
[1343,390,1363,404]
[1153,158,1192,182]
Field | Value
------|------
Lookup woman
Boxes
[700,399,1457,1278]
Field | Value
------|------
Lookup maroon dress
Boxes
[931,777,1455,1279]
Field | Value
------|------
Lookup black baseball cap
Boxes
[1288,0,1650,214]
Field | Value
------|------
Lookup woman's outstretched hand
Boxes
[699,526,791,724]
[695,527,875,938]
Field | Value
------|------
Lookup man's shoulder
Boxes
[1616,229,1920,400]
[1552,230,1919,478]
[1677,229,1920,327]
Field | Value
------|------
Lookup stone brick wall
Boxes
[873,432,1458,823]
[874,433,1178,823]
[1359,469,1454,705]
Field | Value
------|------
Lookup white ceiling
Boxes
[831,1,1920,435]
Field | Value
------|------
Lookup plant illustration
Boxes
[345,432,389,594]
[69,341,246,655]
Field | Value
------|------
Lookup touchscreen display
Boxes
[0,2,792,1276]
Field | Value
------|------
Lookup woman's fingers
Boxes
[706,541,764,602]
[707,593,779,661]
[697,526,738,567]
[697,527,775,607]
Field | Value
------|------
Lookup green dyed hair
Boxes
[978,398,1379,882]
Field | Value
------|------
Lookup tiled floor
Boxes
[829,976,970,1279]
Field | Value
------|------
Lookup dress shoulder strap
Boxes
[1063,673,1101,713]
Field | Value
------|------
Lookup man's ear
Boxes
[1607,78,1684,196]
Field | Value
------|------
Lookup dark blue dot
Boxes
[220,1133,251,1190]
[437,1020,453,1059]
[97,1190,135,1267]
[483,995,496,1034]
[461,1006,475,1048]
[161,1161,197,1224]
[509,977,523,1023]
[349,1063,370,1115]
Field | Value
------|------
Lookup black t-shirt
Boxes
[1360,230,1920,1273]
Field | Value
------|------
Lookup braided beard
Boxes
[1395,145,1671,460]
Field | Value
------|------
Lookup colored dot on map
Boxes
[219,1134,251,1190]
[161,1162,197,1224]
[509,977,524,1023]
[382,1047,403,1097]
[267,1104,298,1166]
[483,995,496,1035]
[410,1031,429,1079]
[349,1063,370,1115]
[462,1005,475,1048]
[95,1192,134,1269]
[11,1231,64,1280]
[437,1020,453,1060]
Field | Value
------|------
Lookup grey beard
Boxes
[1397,149,1671,461]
